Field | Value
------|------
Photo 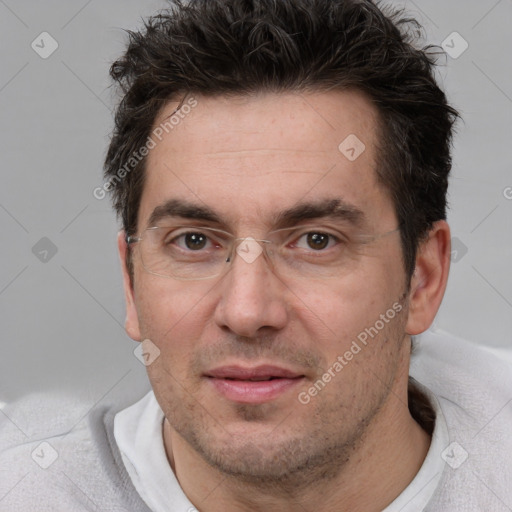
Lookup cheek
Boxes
[135,281,211,397]
[291,271,379,323]
[134,276,212,351]
[291,262,404,355]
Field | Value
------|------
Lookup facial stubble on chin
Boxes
[158,309,409,494]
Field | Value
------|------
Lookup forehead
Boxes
[138,90,394,231]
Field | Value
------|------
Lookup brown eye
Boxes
[183,232,208,250]
[306,233,330,250]
[167,231,212,251]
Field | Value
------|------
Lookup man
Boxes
[1,0,511,511]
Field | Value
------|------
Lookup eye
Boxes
[168,231,215,251]
[294,231,338,251]
[183,232,208,250]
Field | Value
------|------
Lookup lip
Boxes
[204,365,305,404]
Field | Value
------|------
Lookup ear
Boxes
[406,220,451,335]
[117,231,142,341]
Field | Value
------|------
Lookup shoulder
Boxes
[0,390,152,512]
[411,330,512,510]
[410,328,512,404]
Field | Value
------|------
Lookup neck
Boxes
[163,379,432,512]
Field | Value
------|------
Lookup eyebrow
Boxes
[148,199,221,227]
[274,198,365,229]
[146,198,365,230]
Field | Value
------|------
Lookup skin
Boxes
[118,90,451,512]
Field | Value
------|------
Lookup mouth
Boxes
[204,365,305,404]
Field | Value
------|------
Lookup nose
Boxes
[213,240,289,338]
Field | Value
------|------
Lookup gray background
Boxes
[0,0,511,411]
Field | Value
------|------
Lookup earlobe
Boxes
[117,231,142,342]
[405,221,451,335]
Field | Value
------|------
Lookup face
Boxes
[122,90,413,483]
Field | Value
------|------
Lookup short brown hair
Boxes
[104,0,459,281]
